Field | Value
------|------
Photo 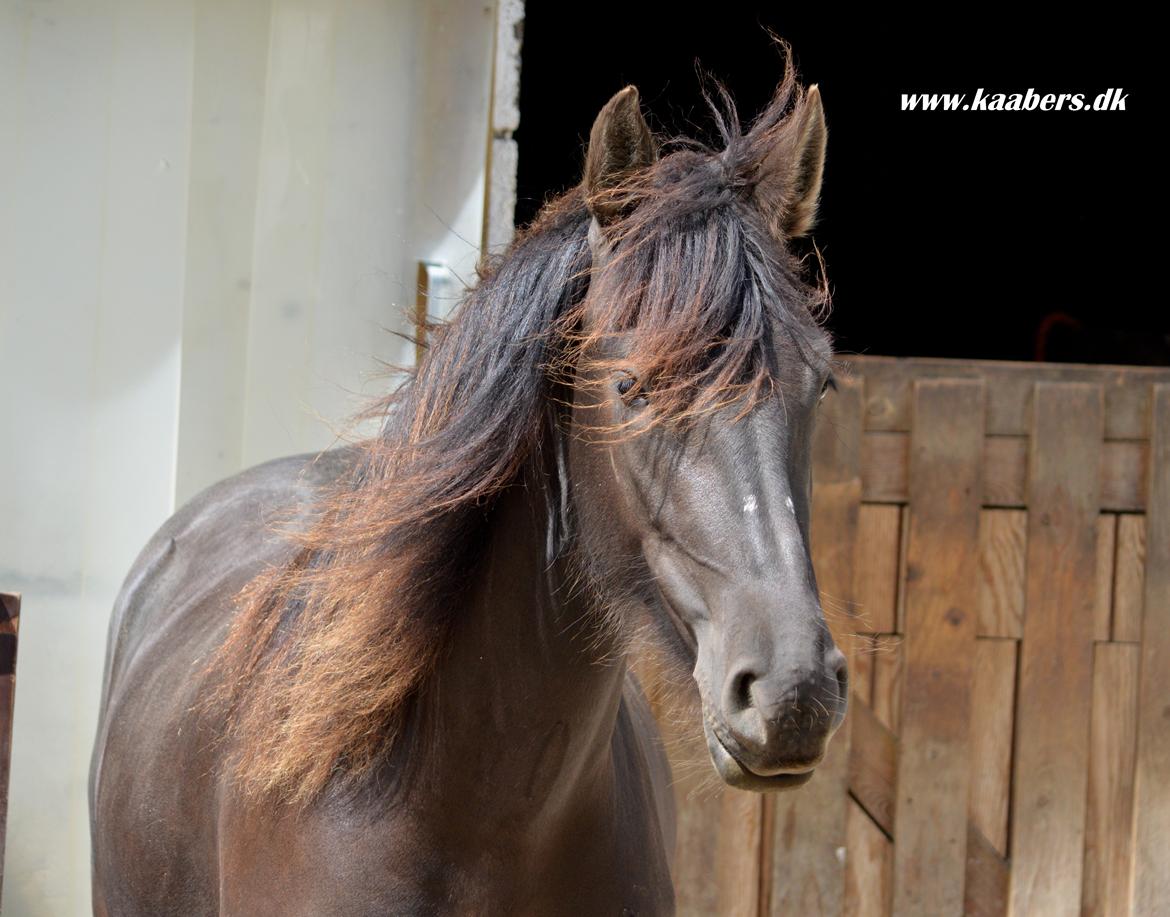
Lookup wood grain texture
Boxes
[963,823,1010,917]
[846,355,1165,440]
[848,700,896,836]
[766,377,862,917]
[644,360,1170,916]
[847,696,1010,917]
[967,638,1017,857]
[0,592,20,899]
[895,506,910,633]
[844,796,891,917]
[1112,513,1146,642]
[1095,515,1118,642]
[1133,384,1170,915]
[892,380,984,916]
[870,635,903,736]
[976,510,1026,638]
[861,432,1145,512]
[851,635,875,708]
[671,773,764,916]
[1010,382,1103,916]
[854,504,900,634]
[1082,642,1139,917]
[981,436,1029,509]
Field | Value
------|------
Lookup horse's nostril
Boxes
[826,647,849,698]
[835,662,849,708]
[730,669,755,712]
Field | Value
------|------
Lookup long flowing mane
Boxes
[208,47,830,805]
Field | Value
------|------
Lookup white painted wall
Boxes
[0,1,498,912]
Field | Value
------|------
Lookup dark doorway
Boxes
[516,7,1161,365]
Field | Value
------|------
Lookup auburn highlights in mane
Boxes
[207,44,830,805]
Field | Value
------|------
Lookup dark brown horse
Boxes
[90,49,844,916]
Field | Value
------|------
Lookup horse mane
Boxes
[208,46,830,805]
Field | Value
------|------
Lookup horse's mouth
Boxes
[704,723,818,792]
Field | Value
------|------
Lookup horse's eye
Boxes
[820,374,838,402]
[616,373,648,407]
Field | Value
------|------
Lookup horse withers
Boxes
[90,48,844,916]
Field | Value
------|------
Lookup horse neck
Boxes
[417,463,630,817]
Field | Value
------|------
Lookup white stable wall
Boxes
[0,1,497,912]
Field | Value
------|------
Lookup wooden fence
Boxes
[649,357,1170,916]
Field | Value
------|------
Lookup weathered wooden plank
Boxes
[967,638,1017,857]
[851,635,875,708]
[963,823,1010,917]
[854,504,900,634]
[895,506,910,633]
[862,432,909,507]
[871,635,903,736]
[845,797,892,917]
[0,592,20,900]
[1101,441,1147,513]
[848,699,897,835]
[981,436,1029,508]
[1133,385,1170,914]
[892,379,984,916]
[845,354,1170,440]
[847,696,1010,917]
[1082,642,1139,917]
[1095,515,1118,642]
[1010,382,1103,916]
[715,791,763,917]
[861,433,1145,512]
[976,510,1026,638]
[672,779,763,916]
[766,377,863,917]
[1112,513,1146,642]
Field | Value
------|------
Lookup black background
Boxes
[515,6,1162,365]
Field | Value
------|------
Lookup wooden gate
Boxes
[650,356,1170,916]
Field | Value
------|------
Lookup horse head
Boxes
[562,75,846,790]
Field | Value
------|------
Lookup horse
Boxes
[90,49,845,916]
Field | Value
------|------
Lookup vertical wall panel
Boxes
[1133,385,1170,913]
[967,637,1017,858]
[892,380,984,916]
[854,504,900,633]
[174,0,273,505]
[1112,514,1146,642]
[0,3,498,912]
[1095,514,1118,641]
[976,509,1026,638]
[844,797,892,917]
[1010,383,1103,916]
[1082,642,1139,917]
[0,3,195,912]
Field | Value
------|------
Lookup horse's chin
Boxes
[703,723,818,792]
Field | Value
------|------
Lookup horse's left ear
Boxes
[583,86,657,225]
[754,84,827,239]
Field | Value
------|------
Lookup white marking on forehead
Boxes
[785,496,795,514]
[743,494,758,514]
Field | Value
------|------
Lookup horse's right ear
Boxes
[583,86,657,225]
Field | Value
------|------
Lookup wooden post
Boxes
[0,592,20,899]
